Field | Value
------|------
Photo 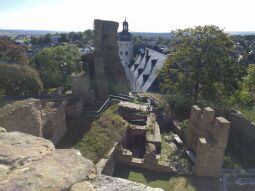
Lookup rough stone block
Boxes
[190,105,202,123]
[202,107,215,123]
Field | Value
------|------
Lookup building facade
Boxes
[118,19,168,92]
[118,18,133,67]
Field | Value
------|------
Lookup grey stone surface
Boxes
[0,98,67,145]
[91,175,164,191]
[0,131,54,169]
[0,98,43,136]
[0,131,94,191]
[70,181,95,191]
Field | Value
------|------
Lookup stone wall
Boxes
[217,110,255,167]
[0,99,43,136]
[184,105,231,177]
[71,72,95,104]
[0,130,162,191]
[0,98,67,145]
[41,101,67,145]
[96,142,118,176]
[65,97,84,118]
[94,19,128,100]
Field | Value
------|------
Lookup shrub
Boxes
[0,64,43,95]
[164,93,193,121]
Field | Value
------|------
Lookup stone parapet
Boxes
[185,105,231,178]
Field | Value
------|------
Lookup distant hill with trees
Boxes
[132,32,171,39]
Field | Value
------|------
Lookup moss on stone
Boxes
[74,105,129,163]
[0,99,35,119]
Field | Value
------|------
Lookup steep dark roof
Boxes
[118,31,132,41]
[118,18,132,41]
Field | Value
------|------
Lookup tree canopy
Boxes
[236,64,255,105]
[34,44,80,88]
[0,37,29,65]
[0,64,43,96]
[160,25,243,102]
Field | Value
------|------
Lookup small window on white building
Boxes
[120,51,123,55]
[125,51,128,55]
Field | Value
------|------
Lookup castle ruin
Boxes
[94,19,129,100]
[72,20,129,102]
[184,105,231,177]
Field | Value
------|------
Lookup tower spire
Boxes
[123,18,129,32]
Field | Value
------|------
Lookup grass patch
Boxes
[159,134,175,163]
[74,104,128,163]
[223,154,242,168]
[113,163,216,191]
[238,107,255,123]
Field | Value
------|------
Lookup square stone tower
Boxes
[94,19,129,101]
[184,105,231,177]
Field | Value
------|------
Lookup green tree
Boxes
[0,37,29,65]
[44,33,53,44]
[237,64,255,105]
[34,44,80,88]
[160,25,243,102]
[0,64,43,96]
[59,33,69,43]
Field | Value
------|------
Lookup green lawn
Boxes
[113,163,223,191]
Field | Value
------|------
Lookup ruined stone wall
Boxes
[217,110,255,167]
[96,142,118,176]
[71,73,95,104]
[41,102,67,145]
[0,98,67,145]
[65,97,84,118]
[184,105,231,177]
[94,19,128,100]
[0,99,43,136]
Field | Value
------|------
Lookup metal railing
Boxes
[83,94,135,117]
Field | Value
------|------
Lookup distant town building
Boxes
[129,48,167,92]
[118,18,133,76]
[118,19,168,92]
[117,19,135,91]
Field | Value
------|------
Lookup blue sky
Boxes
[0,0,255,32]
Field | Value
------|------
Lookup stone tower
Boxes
[184,105,231,177]
[94,19,129,101]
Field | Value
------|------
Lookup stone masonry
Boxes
[0,129,163,191]
[184,105,231,177]
[0,98,67,145]
[94,19,128,100]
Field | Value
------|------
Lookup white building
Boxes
[118,19,134,88]
[118,19,167,92]
[118,18,133,66]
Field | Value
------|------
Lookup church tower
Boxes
[118,18,133,69]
